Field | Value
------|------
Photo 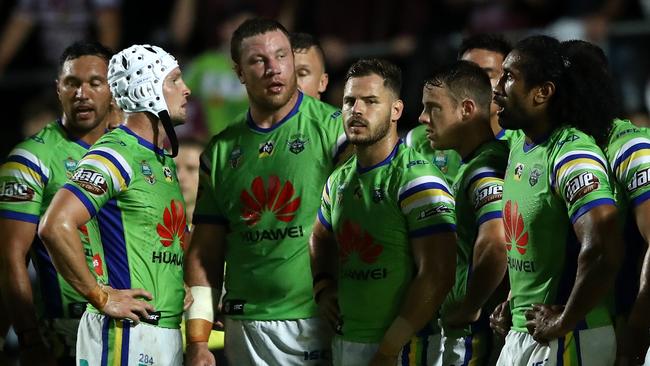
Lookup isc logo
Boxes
[303,349,330,361]
[628,167,650,192]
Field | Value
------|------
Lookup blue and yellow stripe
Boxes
[611,138,650,181]
[552,151,608,190]
[101,317,131,366]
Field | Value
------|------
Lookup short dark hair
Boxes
[290,32,326,70]
[425,60,492,115]
[345,58,402,96]
[458,34,512,59]
[230,18,290,64]
[58,41,113,74]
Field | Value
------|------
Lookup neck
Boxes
[522,113,553,145]
[490,114,502,137]
[61,115,106,145]
[457,119,494,160]
[122,112,168,148]
[185,203,195,222]
[249,90,299,129]
[356,132,399,169]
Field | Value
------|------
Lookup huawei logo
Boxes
[157,200,187,249]
[240,176,301,227]
[337,221,383,264]
[503,200,528,255]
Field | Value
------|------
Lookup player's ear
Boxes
[534,81,555,104]
[318,73,329,94]
[460,99,475,120]
[234,64,245,84]
[391,99,404,123]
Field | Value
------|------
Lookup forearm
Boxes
[462,241,507,313]
[0,258,39,332]
[627,248,650,327]
[0,14,33,71]
[309,223,338,282]
[399,274,450,329]
[561,244,619,328]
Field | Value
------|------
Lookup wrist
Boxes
[86,283,109,310]
[377,316,415,357]
[313,275,336,304]
[186,318,214,344]
[557,312,576,333]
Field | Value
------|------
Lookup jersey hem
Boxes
[569,198,616,224]
[0,209,39,224]
[63,184,97,217]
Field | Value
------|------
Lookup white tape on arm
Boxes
[186,286,219,322]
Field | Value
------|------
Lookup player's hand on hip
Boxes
[100,286,155,323]
[489,299,511,337]
[316,286,340,331]
[524,303,568,344]
[185,342,216,366]
[183,283,194,311]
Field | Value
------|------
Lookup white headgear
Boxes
[108,44,179,115]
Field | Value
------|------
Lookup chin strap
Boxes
[158,110,178,157]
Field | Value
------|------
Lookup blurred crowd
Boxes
[1,0,649,158]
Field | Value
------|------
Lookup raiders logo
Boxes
[72,169,108,195]
[564,172,600,203]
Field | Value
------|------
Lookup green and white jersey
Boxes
[503,126,616,332]
[64,125,186,329]
[604,118,650,314]
[441,140,508,338]
[194,92,347,321]
[318,141,457,343]
[495,128,523,148]
[0,120,105,320]
[405,125,462,184]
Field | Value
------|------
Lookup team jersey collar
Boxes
[57,119,91,149]
[522,130,552,153]
[494,128,505,140]
[461,140,493,164]
[246,91,304,133]
[356,139,404,174]
[118,125,167,156]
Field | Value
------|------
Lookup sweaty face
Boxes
[461,48,505,118]
[162,67,191,125]
[294,47,328,99]
[493,51,534,130]
[174,145,201,209]
[342,74,395,146]
[237,30,298,111]
[418,85,462,150]
[57,55,112,133]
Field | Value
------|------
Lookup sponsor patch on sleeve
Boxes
[71,168,108,195]
[564,172,600,203]
[0,181,35,201]
[473,184,503,209]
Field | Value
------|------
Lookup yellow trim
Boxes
[400,188,453,209]
[88,155,127,191]
[616,150,650,175]
[113,321,123,366]
[2,162,43,186]
[555,158,605,184]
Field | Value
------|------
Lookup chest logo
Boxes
[258,141,275,158]
[337,221,383,264]
[529,165,543,187]
[434,151,449,173]
[163,166,173,182]
[287,134,308,155]
[503,200,528,255]
[157,199,187,249]
[64,157,77,178]
[514,163,525,181]
[229,145,243,168]
[372,187,385,203]
[240,176,301,226]
[141,161,156,185]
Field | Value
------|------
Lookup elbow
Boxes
[37,212,65,247]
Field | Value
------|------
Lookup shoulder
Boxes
[297,94,342,126]
[9,121,67,158]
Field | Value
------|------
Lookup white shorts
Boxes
[76,312,182,366]
[497,326,616,366]
[441,330,489,366]
[332,329,442,366]
[224,317,332,366]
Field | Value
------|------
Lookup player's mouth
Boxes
[347,118,368,132]
[493,96,506,115]
[267,80,285,94]
[74,104,95,119]
[425,128,436,141]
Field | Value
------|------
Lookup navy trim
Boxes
[63,184,97,217]
[409,223,456,238]
[87,150,132,185]
[569,198,616,224]
[400,339,411,366]
[467,170,502,187]
[357,140,403,174]
[317,208,333,232]
[574,330,583,365]
[101,316,110,366]
[118,125,166,156]
[632,191,650,208]
[7,155,49,185]
[97,199,131,289]
[398,182,452,204]
[463,334,473,366]
[613,142,650,171]
[57,119,91,149]
[495,129,505,140]
[247,91,303,133]
[0,210,39,224]
[522,132,551,153]
[556,335,565,366]
[121,320,130,365]
[192,214,228,225]
[553,154,606,179]
[32,237,64,318]
[477,211,502,226]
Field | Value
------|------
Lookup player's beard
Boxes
[250,75,298,112]
[345,114,391,147]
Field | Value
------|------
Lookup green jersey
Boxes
[441,140,508,338]
[503,126,616,332]
[0,120,106,320]
[184,51,249,136]
[604,119,650,313]
[194,92,347,321]
[318,141,457,342]
[495,128,523,148]
[64,125,186,329]
[405,125,462,184]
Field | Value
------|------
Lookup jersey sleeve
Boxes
[0,146,50,223]
[63,146,133,217]
[325,110,349,164]
[610,133,650,207]
[317,175,334,232]
[466,166,505,225]
[552,139,616,224]
[398,166,456,238]
[193,140,228,225]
